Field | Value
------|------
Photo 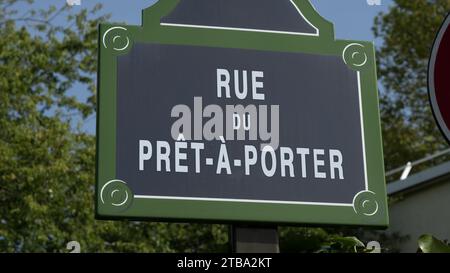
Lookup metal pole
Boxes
[230,225,279,253]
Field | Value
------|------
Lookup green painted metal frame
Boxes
[96,0,389,227]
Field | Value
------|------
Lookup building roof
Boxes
[387,161,450,196]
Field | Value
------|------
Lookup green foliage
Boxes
[373,0,450,173]
[321,236,365,253]
[0,0,229,253]
[418,234,450,253]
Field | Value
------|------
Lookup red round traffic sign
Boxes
[429,13,450,143]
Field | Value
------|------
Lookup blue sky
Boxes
[24,0,394,133]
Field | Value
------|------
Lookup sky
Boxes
[22,0,394,133]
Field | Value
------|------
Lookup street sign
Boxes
[96,0,388,227]
[429,13,450,144]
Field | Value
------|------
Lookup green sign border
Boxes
[96,0,389,227]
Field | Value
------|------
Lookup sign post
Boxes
[429,13,450,144]
[96,0,388,244]
[231,225,279,253]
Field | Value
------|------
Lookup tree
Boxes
[373,0,450,173]
[0,0,228,253]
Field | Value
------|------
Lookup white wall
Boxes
[387,178,450,252]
